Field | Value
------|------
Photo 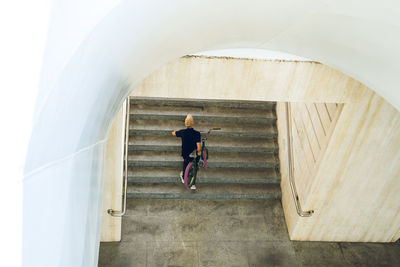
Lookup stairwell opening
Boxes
[126,97,282,200]
[100,92,345,240]
[100,56,347,246]
[98,96,346,267]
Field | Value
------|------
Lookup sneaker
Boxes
[179,171,184,184]
[190,185,196,190]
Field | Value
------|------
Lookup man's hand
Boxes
[172,131,176,136]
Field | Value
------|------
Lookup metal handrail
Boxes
[108,97,130,217]
[285,102,314,217]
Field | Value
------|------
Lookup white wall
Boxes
[1,1,51,265]
[20,0,400,266]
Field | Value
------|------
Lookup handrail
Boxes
[108,96,130,217]
[285,102,314,217]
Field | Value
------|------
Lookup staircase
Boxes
[127,97,281,199]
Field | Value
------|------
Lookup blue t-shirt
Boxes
[175,128,201,158]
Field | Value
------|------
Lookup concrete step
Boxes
[127,183,281,199]
[129,113,275,125]
[130,119,274,134]
[128,176,280,184]
[128,160,278,169]
[129,135,277,149]
[128,144,277,154]
[130,97,275,110]
[130,103,274,118]
[128,150,278,164]
[130,128,277,139]
[128,167,280,181]
[130,103,276,120]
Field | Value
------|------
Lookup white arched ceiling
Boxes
[24,0,400,266]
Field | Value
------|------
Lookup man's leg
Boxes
[192,156,200,185]
[182,157,188,174]
[182,157,193,178]
[180,157,189,183]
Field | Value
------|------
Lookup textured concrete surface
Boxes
[126,97,281,200]
[127,183,281,200]
[98,199,400,266]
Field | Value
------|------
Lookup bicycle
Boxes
[183,127,221,190]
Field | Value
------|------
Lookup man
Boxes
[172,114,201,190]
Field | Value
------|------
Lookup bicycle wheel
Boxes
[184,162,195,189]
[202,149,208,170]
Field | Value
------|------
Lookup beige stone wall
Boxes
[131,56,370,103]
[100,101,125,242]
[128,56,400,242]
[291,102,343,204]
[279,92,400,242]
[300,93,400,242]
[277,102,343,238]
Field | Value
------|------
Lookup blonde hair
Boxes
[185,114,194,128]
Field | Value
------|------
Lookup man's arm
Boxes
[173,130,182,137]
[196,142,201,156]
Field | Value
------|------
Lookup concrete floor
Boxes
[99,199,400,267]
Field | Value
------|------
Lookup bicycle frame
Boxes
[183,128,220,189]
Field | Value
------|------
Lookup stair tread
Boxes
[127,194,280,199]
[129,136,277,148]
[128,151,277,162]
[128,167,279,180]
[128,161,278,169]
[130,112,275,122]
[130,97,275,110]
[130,105,274,118]
[130,123,276,132]
[128,176,280,184]
[127,182,281,199]
[129,144,277,153]
[130,121,274,133]
[130,129,277,138]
